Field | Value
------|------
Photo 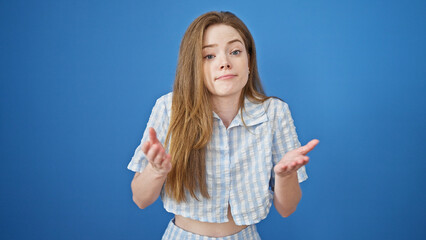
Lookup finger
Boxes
[288,156,305,171]
[294,158,310,171]
[277,164,297,175]
[141,141,151,154]
[296,156,309,165]
[275,164,287,174]
[280,164,289,172]
[161,154,172,169]
[302,156,310,165]
[287,161,298,172]
[163,159,172,172]
[146,144,161,163]
[153,148,165,166]
[149,127,160,144]
[298,139,319,155]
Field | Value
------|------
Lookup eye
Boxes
[204,54,215,60]
[231,50,241,55]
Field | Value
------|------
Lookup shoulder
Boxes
[262,97,291,118]
[155,92,173,105]
[242,97,291,126]
[150,92,173,118]
[152,92,173,108]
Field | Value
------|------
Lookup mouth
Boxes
[215,74,237,81]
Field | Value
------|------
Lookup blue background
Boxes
[1,0,425,239]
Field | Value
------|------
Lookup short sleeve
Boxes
[127,95,170,173]
[270,100,308,189]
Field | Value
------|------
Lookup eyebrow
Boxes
[202,39,243,49]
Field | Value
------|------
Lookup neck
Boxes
[211,94,241,128]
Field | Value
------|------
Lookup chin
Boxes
[214,90,242,98]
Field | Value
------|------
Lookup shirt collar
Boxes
[213,97,269,128]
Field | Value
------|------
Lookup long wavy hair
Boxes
[164,11,270,203]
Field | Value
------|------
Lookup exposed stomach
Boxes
[174,203,248,237]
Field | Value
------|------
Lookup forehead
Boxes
[203,24,244,45]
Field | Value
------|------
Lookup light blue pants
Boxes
[161,218,261,240]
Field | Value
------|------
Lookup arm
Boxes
[131,128,172,209]
[273,139,319,217]
[273,172,302,217]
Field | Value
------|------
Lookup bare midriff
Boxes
[174,203,248,237]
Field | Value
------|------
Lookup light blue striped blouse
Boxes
[127,92,308,225]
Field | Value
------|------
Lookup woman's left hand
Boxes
[274,139,319,178]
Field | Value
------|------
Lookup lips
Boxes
[215,74,237,80]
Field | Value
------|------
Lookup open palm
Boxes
[274,139,319,178]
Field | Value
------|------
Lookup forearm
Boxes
[273,172,302,217]
[131,163,167,209]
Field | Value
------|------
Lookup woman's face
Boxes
[202,24,249,101]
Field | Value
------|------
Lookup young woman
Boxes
[128,11,319,239]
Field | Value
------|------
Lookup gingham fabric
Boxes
[128,92,307,226]
[161,218,261,240]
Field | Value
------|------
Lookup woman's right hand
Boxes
[141,127,172,176]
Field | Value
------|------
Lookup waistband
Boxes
[161,218,261,240]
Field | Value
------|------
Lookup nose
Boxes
[219,55,231,70]
[220,63,231,70]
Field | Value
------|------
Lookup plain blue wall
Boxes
[1,0,425,239]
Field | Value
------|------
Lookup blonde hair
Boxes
[164,11,270,203]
